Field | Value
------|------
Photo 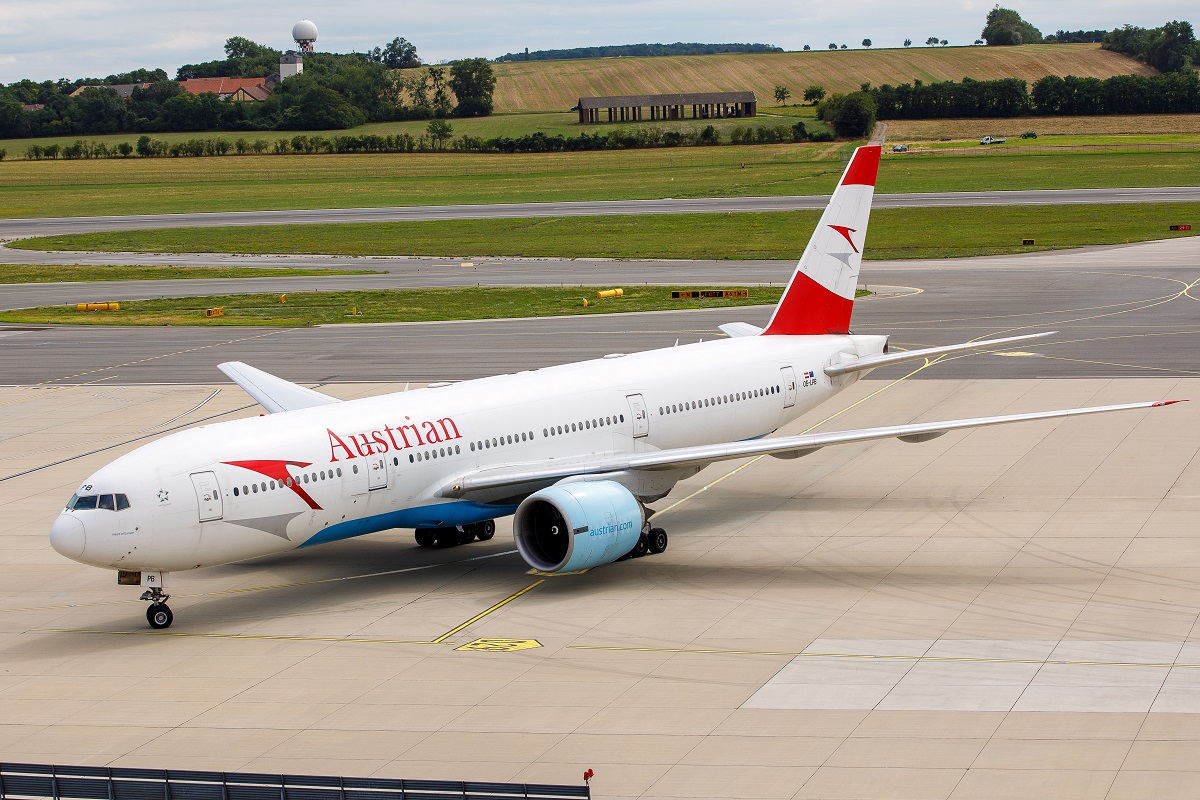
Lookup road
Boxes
[2,187,1199,239]
[2,237,1197,384]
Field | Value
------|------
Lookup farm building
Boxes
[577,91,756,123]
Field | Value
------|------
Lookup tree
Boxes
[941,39,948,46]
[904,39,912,47]
[982,6,1043,46]
[426,117,453,149]
[449,58,496,116]
[376,37,421,69]
[925,37,940,46]
[817,91,876,137]
[803,44,811,51]
[862,39,872,48]
[840,44,848,50]
[1145,21,1197,72]
[773,85,791,104]
[803,85,826,104]
[828,43,837,50]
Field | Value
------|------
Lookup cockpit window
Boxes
[68,493,130,511]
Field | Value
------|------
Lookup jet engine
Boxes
[513,480,644,573]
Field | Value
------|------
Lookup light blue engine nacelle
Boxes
[513,480,645,573]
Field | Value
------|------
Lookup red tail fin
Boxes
[762,145,881,335]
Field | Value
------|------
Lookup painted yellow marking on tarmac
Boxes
[455,638,542,652]
[35,628,439,645]
[460,262,475,267]
[431,579,545,644]
[993,351,1039,357]
[567,644,1200,669]
[527,568,591,577]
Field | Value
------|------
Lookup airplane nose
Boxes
[50,515,86,560]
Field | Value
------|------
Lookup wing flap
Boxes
[218,361,340,414]
[440,400,1180,499]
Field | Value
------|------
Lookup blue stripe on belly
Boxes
[301,501,519,547]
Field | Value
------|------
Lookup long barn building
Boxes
[577,91,756,124]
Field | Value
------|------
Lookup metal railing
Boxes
[0,764,590,800]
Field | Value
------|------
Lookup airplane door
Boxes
[367,454,388,490]
[191,471,223,522]
[781,367,798,408]
[627,394,649,438]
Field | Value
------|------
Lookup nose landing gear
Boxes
[140,587,173,629]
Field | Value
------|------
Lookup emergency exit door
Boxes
[781,367,798,408]
[191,471,223,522]
[627,394,649,438]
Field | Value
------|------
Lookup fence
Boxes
[0,764,589,800]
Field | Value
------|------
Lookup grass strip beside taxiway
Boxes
[16,203,1200,262]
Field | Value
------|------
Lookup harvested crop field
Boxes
[491,44,1153,112]
[887,113,1200,141]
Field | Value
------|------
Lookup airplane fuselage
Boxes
[51,333,885,573]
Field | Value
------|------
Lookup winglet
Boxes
[762,145,881,336]
[218,361,341,414]
[1152,400,1187,407]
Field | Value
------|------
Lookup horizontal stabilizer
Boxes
[825,332,1056,377]
[218,361,341,414]
[718,322,763,338]
[440,398,1180,499]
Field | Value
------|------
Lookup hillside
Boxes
[491,43,1155,112]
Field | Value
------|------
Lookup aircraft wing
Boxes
[439,400,1181,499]
[218,361,341,413]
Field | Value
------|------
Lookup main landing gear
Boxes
[622,524,669,561]
[415,520,497,548]
[140,587,173,629]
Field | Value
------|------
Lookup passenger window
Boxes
[234,487,240,497]
[98,495,116,511]
[116,494,130,510]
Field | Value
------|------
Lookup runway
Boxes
[2,238,1198,384]
[2,186,1198,238]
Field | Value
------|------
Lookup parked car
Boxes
[891,144,908,152]
[979,136,1007,145]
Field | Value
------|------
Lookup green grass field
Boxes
[17,203,1198,262]
[0,264,373,283]
[4,147,1200,219]
[0,286,787,326]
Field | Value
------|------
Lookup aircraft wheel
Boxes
[648,528,668,554]
[457,527,477,545]
[435,528,460,547]
[415,529,438,548]
[475,520,496,541]
[630,535,649,558]
[147,603,173,630]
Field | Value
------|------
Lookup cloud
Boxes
[1,1,1196,83]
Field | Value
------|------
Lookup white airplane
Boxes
[49,145,1181,629]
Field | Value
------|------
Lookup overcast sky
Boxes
[1,1,1195,85]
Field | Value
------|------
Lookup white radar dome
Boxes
[292,19,318,42]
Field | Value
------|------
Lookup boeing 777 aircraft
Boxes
[49,146,1181,629]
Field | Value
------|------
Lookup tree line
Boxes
[0,37,496,139]
[865,71,1200,119]
[20,119,834,161]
